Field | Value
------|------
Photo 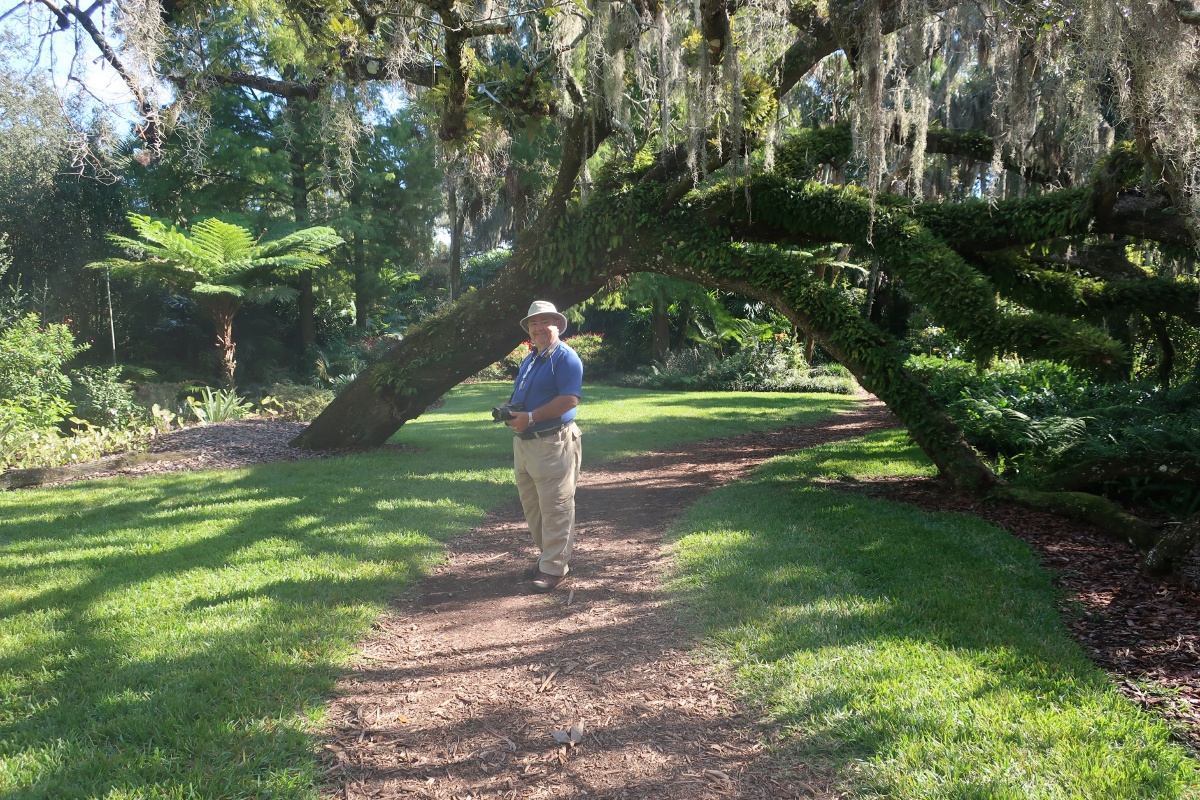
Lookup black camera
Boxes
[491,402,524,422]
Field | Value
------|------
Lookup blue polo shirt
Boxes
[510,341,583,432]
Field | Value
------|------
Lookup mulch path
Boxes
[8,403,1197,794]
[320,402,1200,799]
[322,405,900,800]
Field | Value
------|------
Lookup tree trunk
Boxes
[288,96,315,349]
[350,186,370,328]
[0,451,193,490]
[353,236,370,329]
[1144,512,1200,575]
[1151,313,1174,389]
[651,301,670,359]
[448,182,465,301]
[205,302,239,389]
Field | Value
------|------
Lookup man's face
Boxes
[527,314,560,348]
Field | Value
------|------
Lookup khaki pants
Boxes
[513,423,582,577]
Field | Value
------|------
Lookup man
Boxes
[505,300,584,592]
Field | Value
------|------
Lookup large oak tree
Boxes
[16,0,1200,565]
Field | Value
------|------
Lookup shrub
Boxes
[470,343,532,382]
[259,381,335,421]
[564,333,618,376]
[0,405,153,471]
[0,421,153,471]
[0,313,86,429]
[909,355,1200,516]
[186,388,253,424]
[69,367,147,430]
[135,382,196,418]
[613,340,858,394]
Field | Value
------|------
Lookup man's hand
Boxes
[508,410,533,433]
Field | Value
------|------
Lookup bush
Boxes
[909,355,1200,516]
[0,313,86,429]
[613,340,858,394]
[185,388,253,424]
[0,420,153,471]
[564,333,618,376]
[259,381,335,422]
[0,317,162,471]
[69,367,148,430]
[470,343,532,382]
[135,382,196,418]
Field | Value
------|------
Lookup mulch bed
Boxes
[2,419,360,489]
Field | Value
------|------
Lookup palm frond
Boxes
[255,226,343,259]
[189,218,258,267]
[191,282,247,298]
[246,284,300,304]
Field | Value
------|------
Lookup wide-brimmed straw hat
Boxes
[519,300,569,334]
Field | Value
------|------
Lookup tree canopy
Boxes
[10,0,1200,563]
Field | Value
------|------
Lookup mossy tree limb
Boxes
[693,175,1128,372]
[991,486,1160,551]
[651,242,1001,494]
[975,251,1200,328]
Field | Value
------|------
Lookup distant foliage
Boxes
[467,333,616,383]
[315,332,402,390]
[461,249,509,292]
[613,340,858,394]
[135,382,197,419]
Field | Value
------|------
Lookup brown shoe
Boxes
[522,562,541,580]
[531,572,565,592]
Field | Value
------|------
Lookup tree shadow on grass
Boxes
[665,433,1196,799]
[0,449,512,799]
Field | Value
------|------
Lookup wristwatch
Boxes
[527,411,534,426]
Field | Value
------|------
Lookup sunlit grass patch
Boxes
[668,428,1198,799]
[0,384,853,798]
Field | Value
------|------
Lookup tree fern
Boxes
[89,214,342,387]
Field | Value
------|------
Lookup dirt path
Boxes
[322,402,899,799]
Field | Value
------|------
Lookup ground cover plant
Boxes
[0,385,850,799]
[667,429,1199,799]
[907,356,1200,518]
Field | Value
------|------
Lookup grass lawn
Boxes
[667,429,1199,799]
[0,384,853,799]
